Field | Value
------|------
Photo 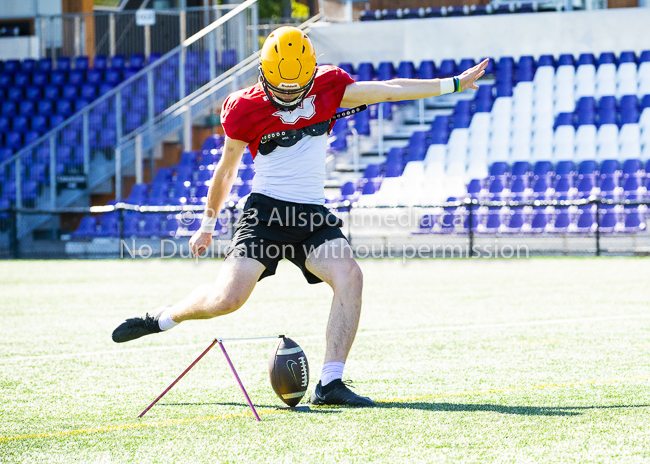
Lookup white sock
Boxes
[320,362,345,387]
[158,307,179,331]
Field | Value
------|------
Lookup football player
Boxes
[113,26,488,407]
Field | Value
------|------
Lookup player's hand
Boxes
[458,58,490,92]
[189,231,213,258]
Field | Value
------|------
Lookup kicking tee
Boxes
[220,65,354,205]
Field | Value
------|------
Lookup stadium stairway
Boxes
[0,1,262,244]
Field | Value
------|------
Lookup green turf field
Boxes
[1,257,649,463]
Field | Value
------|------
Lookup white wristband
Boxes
[440,78,455,95]
[200,215,217,233]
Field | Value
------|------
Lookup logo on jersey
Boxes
[272,95,316,125]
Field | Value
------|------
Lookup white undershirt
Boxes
[252,134,328,205]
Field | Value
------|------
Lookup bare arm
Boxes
[340,58,489,108]
[189,136,247,257]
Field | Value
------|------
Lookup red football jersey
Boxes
[220,65,355,158]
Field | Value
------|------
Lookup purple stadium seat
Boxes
[598,207,618,233]
[550,209,571,233]
[575,207,595,232]
[137,214,161,237]
[505,211,524,233]
[72,217,97,237]
[623,208,646,232]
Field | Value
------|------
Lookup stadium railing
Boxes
[0,0,261,241]
[1,197,648,259]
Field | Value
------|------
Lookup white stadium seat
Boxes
[638,79,650,97]
[597,141,619,161]
[531,142,553,161]
[533,66,555,86]
[639,109,650,130]
[620,141,641,159]
[575,125,597,161]
[598,124,619,145]
[555,65,575,87]
[532,126,554,146]
[575,64,596,97]
[619,123,641,145]
[596,63,617,98]
[617,62,638,85]
[533,113,555,132]
[488,142,510,163]
[510,142,532,162]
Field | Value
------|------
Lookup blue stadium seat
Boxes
[458,58,476,73]
[50,114,65,128]
[619,51,637,64]
[104,69,121,85]
[87,70,102,86]
[2,101,17,117]
[75,56,89,70]
[51,71,67,87]
[93,55,108,70]
[37,101,54,117]
[129,54,145,70]
[5,131,22,150]
[598,52,616,66]
[14,73,30,88]
[25,86,41,101]
[3,60,20,74]
[62,85,79,100]
[71,217,97,237]
[56,100,73,117]
[56,57,71,71]
[558,54,575,67]
[438,59,456,78]
[7,87,23,102]
[69,70,85,86]
[32,72,48,87]
[110,55,125,70]
[418,60,436,79]
[38,58,52,73]
[397,61,416,79]
[44,85,60,101]
[357,62,375,81]
[12,116,28,133]
[537,55,556,68]
[338,62,354,75]
[0,116,9,133]
[21,59,36,73]
[31,115,48,133]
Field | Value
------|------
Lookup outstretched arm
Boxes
[340,58,489,108]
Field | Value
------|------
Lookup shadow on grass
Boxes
[376,402,650,416]
[159,402,340,414]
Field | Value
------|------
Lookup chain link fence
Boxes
[1,198,648,259]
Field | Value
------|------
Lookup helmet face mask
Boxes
[260,66,315,111]
[259,26,317,112]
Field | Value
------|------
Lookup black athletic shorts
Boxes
[226,193,347,284]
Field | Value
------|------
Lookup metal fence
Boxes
[1,198,648,259]
[35,5,251,62]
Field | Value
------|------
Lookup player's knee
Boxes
[333,260,363,293]
[205,292,245,316]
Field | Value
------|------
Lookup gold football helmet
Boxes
[259,26,317,111]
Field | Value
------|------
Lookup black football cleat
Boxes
[310,379,376,407]
[112,308,165,343]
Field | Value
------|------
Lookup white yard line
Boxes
[2,313,649,364]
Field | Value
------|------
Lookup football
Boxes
[268,337,309,407]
